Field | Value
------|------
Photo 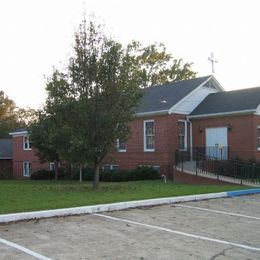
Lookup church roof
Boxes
[190,86,260,117]
[136,76,212,115]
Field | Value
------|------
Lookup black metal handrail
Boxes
[175,147,260,185]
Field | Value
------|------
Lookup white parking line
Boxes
[175,204,260,220]
[94,213,260,252]
[0,238,52,260]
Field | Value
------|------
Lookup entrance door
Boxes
[206,127,228,159]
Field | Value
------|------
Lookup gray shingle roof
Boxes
[190,86,260,116]
[0,139,13,159]
[136,76,212,114]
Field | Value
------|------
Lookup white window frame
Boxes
[257,126,260,150]
[144,120,155,152]
[116,139,126,152]
[23,161,32,177]
[50,162,55,171]
[23,135,32,150]
[102,164,119,172]
[178,120,187,151]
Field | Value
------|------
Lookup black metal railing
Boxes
[175,147,260,185]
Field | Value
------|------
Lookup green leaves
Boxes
[126,41,196,88]
[30,18,195,187]
[0,90,35,138]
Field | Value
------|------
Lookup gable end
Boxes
[169,76,223,115]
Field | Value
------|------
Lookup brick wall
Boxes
[0,160,12,173]
[12,135,50,179]
[253,115,260,160]
[191,114,260,160]
[104,113,187,176]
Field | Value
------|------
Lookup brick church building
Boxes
[9,75,260,178]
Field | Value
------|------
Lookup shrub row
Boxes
[30,170,56,180]
[0,171,13,180]
[30,166,160,181]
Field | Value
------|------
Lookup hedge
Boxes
[30,170,55,180]
[0,171,13,180]
[31,166,161,181]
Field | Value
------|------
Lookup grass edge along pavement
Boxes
[0,180,250,215]
[1,186,260,224]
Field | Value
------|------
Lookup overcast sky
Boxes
[1,0,260,108]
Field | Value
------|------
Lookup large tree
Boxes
[126,41,196,88]
[29,112,60,180]
[37,20,142,187]
[29,70,72,181]
[31,18,196,187]
[68,20,143,187]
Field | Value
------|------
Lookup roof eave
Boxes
[188,109,256,119]
[135,109,169,118]
[9,131,28,136]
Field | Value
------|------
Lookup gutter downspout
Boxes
[187,117,193,161]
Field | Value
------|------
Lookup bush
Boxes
[132,166,160,181]
[0,171,13,179]
[30,170,55,180]
[99,166,160,182]
[32,166,161,182]
[70,168,95,181]
[100,169,132,182]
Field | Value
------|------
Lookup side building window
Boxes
[23,161,32,177]
[117,139,126,152]
[144,120,155,152]
[23,136,32,150]
[50,162,56,171]
[178,121,187,150]
[257,126,260,150]
[102,164,119,172]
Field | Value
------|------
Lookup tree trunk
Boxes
[79,164,83,183]
[54,161,59,181]
[70,163,73,179]
[93,159,100,189]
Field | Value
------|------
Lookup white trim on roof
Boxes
[210,75,225,91]
[168,76,212,114]
[9,130,28,136]
[255,104,260,115]
[135,110,169,118]
[0,157,13,160]
[188,109,256,119]
[168,75,223,115]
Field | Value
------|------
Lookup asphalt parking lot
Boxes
[1,194,260,260]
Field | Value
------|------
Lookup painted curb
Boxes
[0,192,227,223]
[226,188,260,197]
[0,188,259,224]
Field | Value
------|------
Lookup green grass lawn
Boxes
[0,180,246,214]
